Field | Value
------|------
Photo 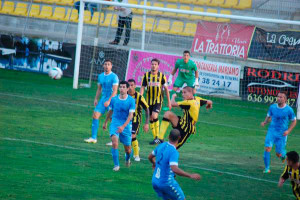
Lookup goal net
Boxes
[74,0,300,117]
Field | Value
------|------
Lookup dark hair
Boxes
[128,79,136,84]
[104,59,113,65]
[151,58,160,65]
[286,151,299,163]
[119,80,129,88]
[183,50,190,55]
[169,129,181,142]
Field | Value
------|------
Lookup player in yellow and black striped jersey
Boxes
[278,151,300,200]
[158,86,213,149]
[140,58,172,145]
[128,79,150,161]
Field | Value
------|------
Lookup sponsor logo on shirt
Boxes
[180,69,190,73]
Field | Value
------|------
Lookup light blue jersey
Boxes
[97,72,119,98]
[109,95,135,146]
[152,142,185,200]
[267,104,296,135]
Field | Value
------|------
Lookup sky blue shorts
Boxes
[94,96,109,114]
[152,180,185,200]
[110,122,132,146]
[265,130,287,154]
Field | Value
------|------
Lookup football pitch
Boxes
[0,69,299,200]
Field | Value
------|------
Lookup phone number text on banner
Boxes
[242,66,299,107]
[194,59,241,96]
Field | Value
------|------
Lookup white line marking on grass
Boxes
[0,92,299,138]
[0,92,92,108]
[1,137,282,185]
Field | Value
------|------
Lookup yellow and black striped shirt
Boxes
[130,91,149,124]
[281,165,300,199]
[141,71,167,106]
[177,96,208,134]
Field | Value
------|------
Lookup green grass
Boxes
[0,69,299,200]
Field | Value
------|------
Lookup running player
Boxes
[149,129,201,200]
[168,50,199,94]
[103,81,136,171]
[84,59,119,144]
[140,58,172,145]
[158,86,212,149]
[261,92,297,173]
[278,151,299,200]
[128,79,150,161]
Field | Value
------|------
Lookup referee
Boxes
[109,0,132,46]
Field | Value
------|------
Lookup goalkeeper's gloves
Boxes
[168,75,173,86]
[194,78,200,88]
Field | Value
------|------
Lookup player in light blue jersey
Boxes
[148,129,201,200]
[103,81,136,171]
[84,59,119,144]
[261,92,297,173]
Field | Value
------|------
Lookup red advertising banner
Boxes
[191,22,255,59]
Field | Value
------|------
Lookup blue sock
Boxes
[125,152,131,162]
[111,148,119,167]
[91,119,99,139]
[281,150,286,159]
[263,151,270,169]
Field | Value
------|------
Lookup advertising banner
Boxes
[0,34,72,76]
[248,28,300,65]
[126,49,241,96]
[242,66,299,107]
[191,22,255,59]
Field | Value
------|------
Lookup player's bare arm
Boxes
[163,85,172,110]
[117,112,134,133]
[140,86,145,96]
[143,108,150,132]
[103,110,113,130]
[148,153,156,169]
[170,165,201,180]
[278,177,286,187]
[283,120,297,136]
[171,93,179,107]
[261,116,271,127]
[94,84,102,106]
[104,85,118,107]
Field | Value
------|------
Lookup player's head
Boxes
[277,92,287,105]
[286,151,299,168]
[183,50,190,63]
[169,129,181,144]
[119,80,129,95]
[128,79,136,93]
[182,86,194,100]
[103,59,113,73]
[151,58,160,73]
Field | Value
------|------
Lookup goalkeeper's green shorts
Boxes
[173,77,195,88]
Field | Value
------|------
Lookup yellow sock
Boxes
[150,121,156,139]
[154,119,160,139]
[132,139,139,157]
[158,118,169,140]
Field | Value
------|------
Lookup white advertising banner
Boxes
[193,59,241,96]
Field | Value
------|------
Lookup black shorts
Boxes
[173,116,194,149]
[131,121,141,135]
[149,103,162,116]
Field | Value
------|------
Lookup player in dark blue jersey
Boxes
[261,92,297,173]
[104,81,136,171]
[84,59,119,144]
[148,129,201,199]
